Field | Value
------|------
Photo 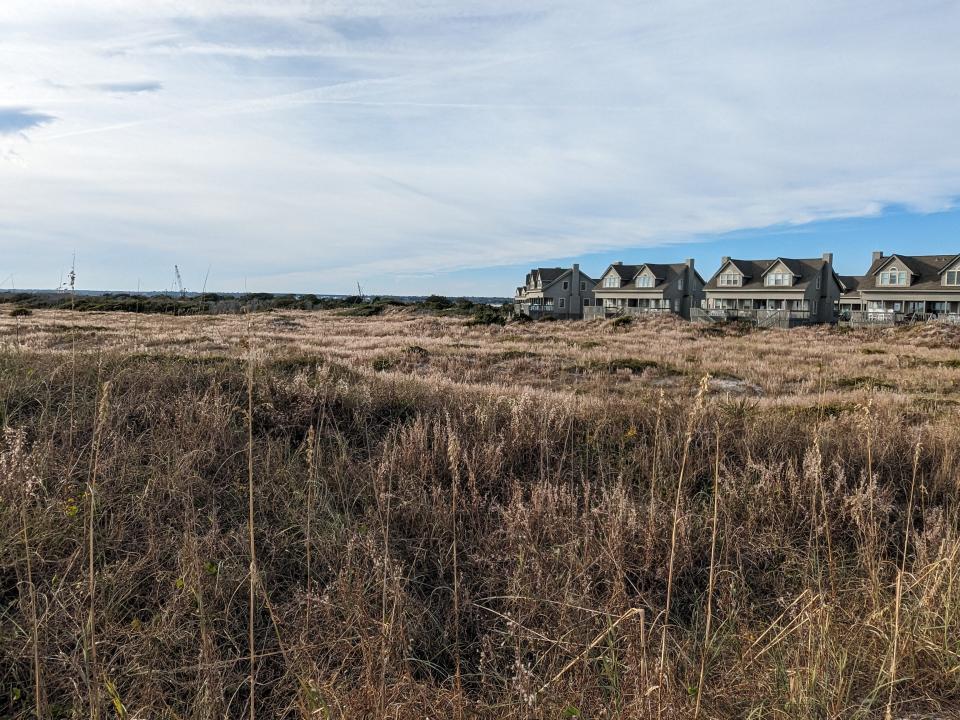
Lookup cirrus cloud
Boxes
[0,0,959,293]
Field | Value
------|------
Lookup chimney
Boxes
[822,252,833,266]
[685,258,695,268]
[872,251,884,263]
[721,256,730,265]
[613,261,622,266]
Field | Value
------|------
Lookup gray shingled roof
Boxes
[838,275,865,296]
[861,254,960,292]
[536,268,567,284]
[594,262,699,292]
[704,258,827,291]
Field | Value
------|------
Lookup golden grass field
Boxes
[1,308,958,718]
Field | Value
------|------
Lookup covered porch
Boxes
[846,297,960,325]
[514,296,576,319]
[587,295,677,318]
[703,295,814,322]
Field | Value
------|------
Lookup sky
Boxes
[1,0,959,296]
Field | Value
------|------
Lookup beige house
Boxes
[701,253,841,325]
[585,260,704,320]
[514,264,596,319]
[850,252,960,322]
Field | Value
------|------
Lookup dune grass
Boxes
[0,309,958,718]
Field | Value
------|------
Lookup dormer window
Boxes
[636,275,653,288]
[946,269,960,286]
[765,272,791,287]
[603,274,620,288]
[879,266,908,286]
[719,273,741,287]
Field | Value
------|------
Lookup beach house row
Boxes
[513,251,960,326]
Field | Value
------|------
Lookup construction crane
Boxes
[173,265,186,299]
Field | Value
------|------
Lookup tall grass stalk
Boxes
[246,335,257,720]
[87,381,110,720]
[885,437,921,720]
[658,375,709,718]
[304,425,316,634]
[22,503,43,719]
[693,424,721,719]
[446,419,464,719]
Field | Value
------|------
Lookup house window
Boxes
[559,297,565,308]
[678,278,685,291]
[562,281,569,290]
[636,276,653,288]
[946,270,960,286]
[765,273,790,286]
[719,273,741,286]
[580,281,586,291]
[816,276,821,290]
[583,298,590,306]
[603,275,620,288]
[880,267,908,286]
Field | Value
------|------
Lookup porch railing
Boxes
[844,311,960,325]
[586,305,675,319]
[698,308,814,327]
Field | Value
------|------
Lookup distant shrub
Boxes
[371,355,397,371]
[610,315,632,328]
[497,350,538,361]
[421,294,453,310]
[10,307,31,317]
[404,345,430,359]
[340,304,384,317]
[467,306,507,326]
[834,375,897,391]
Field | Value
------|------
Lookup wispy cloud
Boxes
[0,107,56,134]
[1,0,959,292]
[90,80,163,94]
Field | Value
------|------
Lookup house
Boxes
[853,251,960,323]
[701,253,841,325]
[838,275,866,318]
[586,259,705,320]
[514,264,597,319]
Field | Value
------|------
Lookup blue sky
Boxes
[1,1,959,295]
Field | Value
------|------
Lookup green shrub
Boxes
[371,355,397,371]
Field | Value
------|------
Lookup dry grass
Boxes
[0,308,958,718]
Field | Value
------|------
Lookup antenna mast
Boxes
[174,265,186,299]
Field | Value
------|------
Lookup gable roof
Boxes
[594,262,700,292]
[536,268,567,284]
[600,264,641,282]
[704,258,831,291]
[764,258,805,277]
[862,254,960,292]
